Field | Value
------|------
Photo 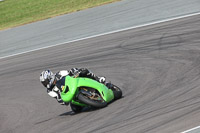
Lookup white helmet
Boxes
[40,70,55,88]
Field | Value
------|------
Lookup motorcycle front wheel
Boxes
[70,103,83,113]
[77,90,107,108]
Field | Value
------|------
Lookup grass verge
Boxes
[0,0,120,30]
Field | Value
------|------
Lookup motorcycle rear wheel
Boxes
[111,84,122,100]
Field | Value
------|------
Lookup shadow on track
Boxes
[59,96,124,117]
[59,107,98,116]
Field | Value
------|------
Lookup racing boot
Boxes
[98,77,106,84]
[87,72,106,84]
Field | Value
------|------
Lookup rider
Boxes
[40,68,106,105]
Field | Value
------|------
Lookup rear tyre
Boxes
[77,93,107,108]
[111,85,122,100]
[70,103,83,113]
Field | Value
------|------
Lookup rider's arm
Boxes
[47,86,67,105]
[55,70,69,80]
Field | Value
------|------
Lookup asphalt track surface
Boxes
[1,0,200,58]
[1,14,200,133]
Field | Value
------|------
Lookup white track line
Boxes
[181,125,200,133]
[1,12,200,60]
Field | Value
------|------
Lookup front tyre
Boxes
[70,103,83,113]
[77,93,107,108]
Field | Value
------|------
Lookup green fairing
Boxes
[60,76,114,104]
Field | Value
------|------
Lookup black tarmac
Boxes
[0,15,200,133]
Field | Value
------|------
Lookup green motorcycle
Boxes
[56,72,122,113]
